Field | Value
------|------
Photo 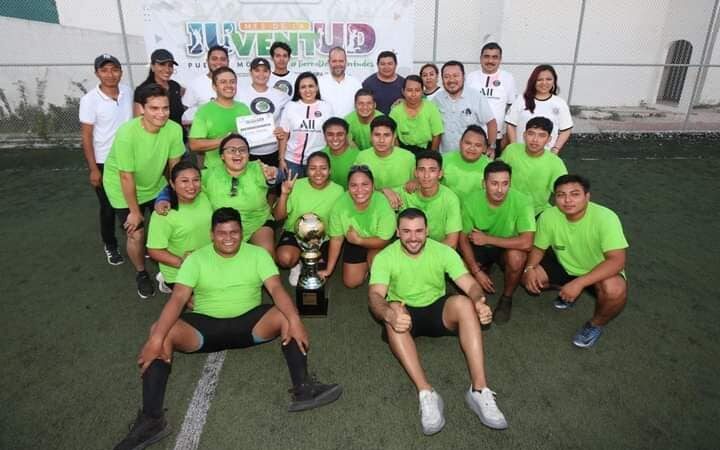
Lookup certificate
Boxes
[236,113,276,147]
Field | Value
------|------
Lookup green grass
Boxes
[1,140,719,449]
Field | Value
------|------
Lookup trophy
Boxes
[294,213,328,316]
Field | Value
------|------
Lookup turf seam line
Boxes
[173,351,226,450]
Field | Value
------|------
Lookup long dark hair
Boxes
[169,160,201,210]
[523,65,559,113]
[292,72,321,102]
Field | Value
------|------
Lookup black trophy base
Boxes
[295,285,328,316]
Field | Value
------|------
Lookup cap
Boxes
[250,57,271,70]
[94,54,121,70]
[150,49,178,66]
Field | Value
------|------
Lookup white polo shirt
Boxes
[235,84,290,155]
[181,74,215,124]
[433,87,495,153]
[318,74,363,118]
[466,69,517,139]
[78,83,133,163]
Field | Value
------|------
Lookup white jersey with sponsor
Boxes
[269,71,298,98]
[279,100,334,165]
[318,74,363,118]
[235,84,290,155]
[465,69,516,139]
[181,74,215,124]
[79,83,133,163]
[505,94,573,148]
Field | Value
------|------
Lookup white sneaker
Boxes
[465,386,508,430]
[288,263,302,287]
[156,272,172,294]
[418,389,445,435]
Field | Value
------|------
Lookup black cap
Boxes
[250,57,271,70]
[150,49,178,65]
[94,53,121,70]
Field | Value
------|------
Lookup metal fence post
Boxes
[432,0,440,65]
[116,0,135,89]
[566,0,587,106]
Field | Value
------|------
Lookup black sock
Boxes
[281,340,308,387]
[142,359,171,418]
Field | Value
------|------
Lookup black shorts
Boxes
[179,304,274,353]
[406,295,455,337]
[539,249,598,298]
[114,199,156,230]
[472,244,504,269]
[342,240,368,264]
[278,231,330,258]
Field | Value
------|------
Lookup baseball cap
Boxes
[94,54,121,70]
[150,49,178,65]
[250,57,271,70]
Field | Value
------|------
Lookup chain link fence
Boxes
[0,0,718,148]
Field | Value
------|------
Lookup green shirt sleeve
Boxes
[175,251,201,288]
[328,199,346,237]
[169,124,185,159]
[114,127,135,172]
[533,211,553,250]
[368,248,391,286]
[189,108,209,139]
[255,247,281,282]
[444,189,462,234]
[599,211,629,252]
[427,101,444,135]
[516,193,537,234]
[444,246,469,281]
[146,212,171,249]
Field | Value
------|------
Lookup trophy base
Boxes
[295,285,328,316]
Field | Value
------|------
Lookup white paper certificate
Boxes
[236,113,276,147]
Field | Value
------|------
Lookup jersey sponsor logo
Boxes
[250,97,275,114]
[299,119,317,130]
[463,108,473,116]
[313,110,323,118]
[274,80,293,96]
[479,87,501,100]
[493,80,501,87]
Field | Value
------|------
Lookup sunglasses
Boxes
[230,177,239,197]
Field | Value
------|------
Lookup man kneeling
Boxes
[368,208,507,435]
[114,208,342,450]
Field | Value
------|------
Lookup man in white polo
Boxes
[318,47,362,117]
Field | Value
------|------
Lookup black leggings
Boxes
[94,164,118,248]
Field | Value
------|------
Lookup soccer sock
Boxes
[142,359,171,418]
[281,340,309,387]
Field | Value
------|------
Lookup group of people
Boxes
[79,41,628,449]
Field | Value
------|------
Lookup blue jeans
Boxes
[284,159,306,178]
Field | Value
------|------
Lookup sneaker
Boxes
[572,321,604,348]
[418,389,445,435]
[553,296,576,310]
[113,409,170,450]
[288,379,343,412]
[288,263,302,287]
[493,296,512,324]
[156,272,172,294]
[104,245,125,266]
[465,387,508,430]
[136,271,156,299]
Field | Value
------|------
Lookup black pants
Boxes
[94,164,118,248]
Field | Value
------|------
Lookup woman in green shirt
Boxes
[389,75,444,154]
[147,160,212,291]
[320,165,395,288]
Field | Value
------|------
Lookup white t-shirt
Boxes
[181,74,215,124]
[235,84,290,155]
[505,94,573,148]
[78,84,133,163]
[279,100,334,165]
[466,69,517,139]
[318,74,363,118]
[424,87,444,101]
[269,71,298,98]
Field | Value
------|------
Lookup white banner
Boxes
[142,0,415,85]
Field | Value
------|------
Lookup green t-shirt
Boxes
[353,147,415,190]
[534,202,629,276]
[201,162,271,241]
[328,191,396,240]
[103,117,185,208]
[323,145,360,190]
[283,178,344,232]
[176,242,279,318]
[389,99,444,147]
[396,185,462,242]
[370,239,468,307]
[461,188,536,237]
[345,110,383,151]
[146,192,213,282]
[500,143,568,215]
[441,151,491,199]
[189,100,252,169]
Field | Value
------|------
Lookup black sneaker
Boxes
[288,379,343,412]
[104,245,125,266]
[493,296,513,325]
[136,271,156,299]
[113,410,170,450]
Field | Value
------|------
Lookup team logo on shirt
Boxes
[250,97,275,114]
[314,110,323,118]
[274,80,293,96]
[552,107,560,115]
[493,80,501,87]
[463,108,472,116]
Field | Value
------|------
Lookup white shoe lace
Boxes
[478,388,503,420]
[419,390,442,424]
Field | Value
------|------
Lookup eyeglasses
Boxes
[230,177,239,197]
[223,146,249,155]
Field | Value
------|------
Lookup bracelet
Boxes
[523,265,536,274]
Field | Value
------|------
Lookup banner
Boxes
[142,0,415,85]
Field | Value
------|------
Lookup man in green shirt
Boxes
[441,125,492,199]
[344,88,383,151]
[189,67,251,169]
[353,116,415,191]
[523,174,629,348]
[103,83,185,299]
[321,117,359,189]
[458,161,536,324]
[369,208,508,436]
[113,208,342,450]
[391,150,462,248]
[499,117,568,215]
